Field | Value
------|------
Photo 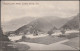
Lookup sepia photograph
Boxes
[0,1,80,51]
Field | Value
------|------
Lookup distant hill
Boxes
[15,16,72,34]
[2,17,36,32]
[61,14,79,30]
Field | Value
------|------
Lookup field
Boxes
[1,30,79,51]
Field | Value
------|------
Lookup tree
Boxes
[0,26,10,41]
[33,29,38,36]
[0,25,10,51]
[30,24,39,36]
[47,26,57,36]
[47,30,53,35]
[0,26,4,40]
[60,28,66,35]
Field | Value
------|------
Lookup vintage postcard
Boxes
[0,0,79,51]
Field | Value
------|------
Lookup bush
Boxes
[20,35,30,41]
[66,33,79,39]
[61,30,66,34]
[47,30,54,35]
[58,34,66,37]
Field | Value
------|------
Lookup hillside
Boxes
[2,17,36,32]
[15,16,72,34]
[61,14,79,30]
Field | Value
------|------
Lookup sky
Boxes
[1,1,79,23]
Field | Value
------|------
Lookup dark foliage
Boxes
[47,30,53,35]
[60,29,66,34]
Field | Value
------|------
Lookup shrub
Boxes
[61,30,66,34]
[48,30,53,35]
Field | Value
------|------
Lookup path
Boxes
[18,39,77,50]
